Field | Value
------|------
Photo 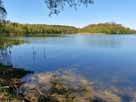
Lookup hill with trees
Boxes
[0,21,78,37]
[80,23,136,34]
[1,22,136,37]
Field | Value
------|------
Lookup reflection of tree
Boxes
[0,39,25,48]
[0,39,25,66]
[0,46,12,66]
[32,47,36,66]
[78,36,125,48]
[32,46,47,67]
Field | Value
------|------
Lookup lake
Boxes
[1,34,136,95]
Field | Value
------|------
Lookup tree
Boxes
[80,22,136,34]
[0,0,93,18]
[45,0,94,15]
[0,0,7,21]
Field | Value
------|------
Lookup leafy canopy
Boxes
[45,0,94,15]
[0,0,7,21]
[0,0,94,18]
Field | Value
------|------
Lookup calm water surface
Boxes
[1,34,136,89]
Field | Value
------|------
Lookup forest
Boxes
[80,23,136,34]
[0,22,136,37]
[0,21,78,37]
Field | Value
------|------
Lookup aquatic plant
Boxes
[22,71,93,102]
[22,70,121,102]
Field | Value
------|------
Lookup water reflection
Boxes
[0,39,25,66]
[31,46,47,68]
[1,35,136,94]
[0,47,12,65]
[15,34,136,48]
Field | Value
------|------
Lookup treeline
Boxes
[80,23,136,34]
[0,21,136,37]
[0,21,78,37]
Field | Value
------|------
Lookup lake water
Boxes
[1,34,136,93]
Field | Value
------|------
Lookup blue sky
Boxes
[4,0,136,28]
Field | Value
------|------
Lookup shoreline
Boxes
[0,63,33,87]
[0,63,132,102]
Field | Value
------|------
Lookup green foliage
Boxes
[45,0,94,16]
[80,23,136,34]
[0,21,78,37]
[0,39,25,48]
[0,0,94,17]
[1,22,136,36]
[0,0,7,21]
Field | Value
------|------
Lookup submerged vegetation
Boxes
[23,71,93,102]
[1,66,136,102]
[22,71,121,102]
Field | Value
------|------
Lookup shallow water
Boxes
[1,34,136,90]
